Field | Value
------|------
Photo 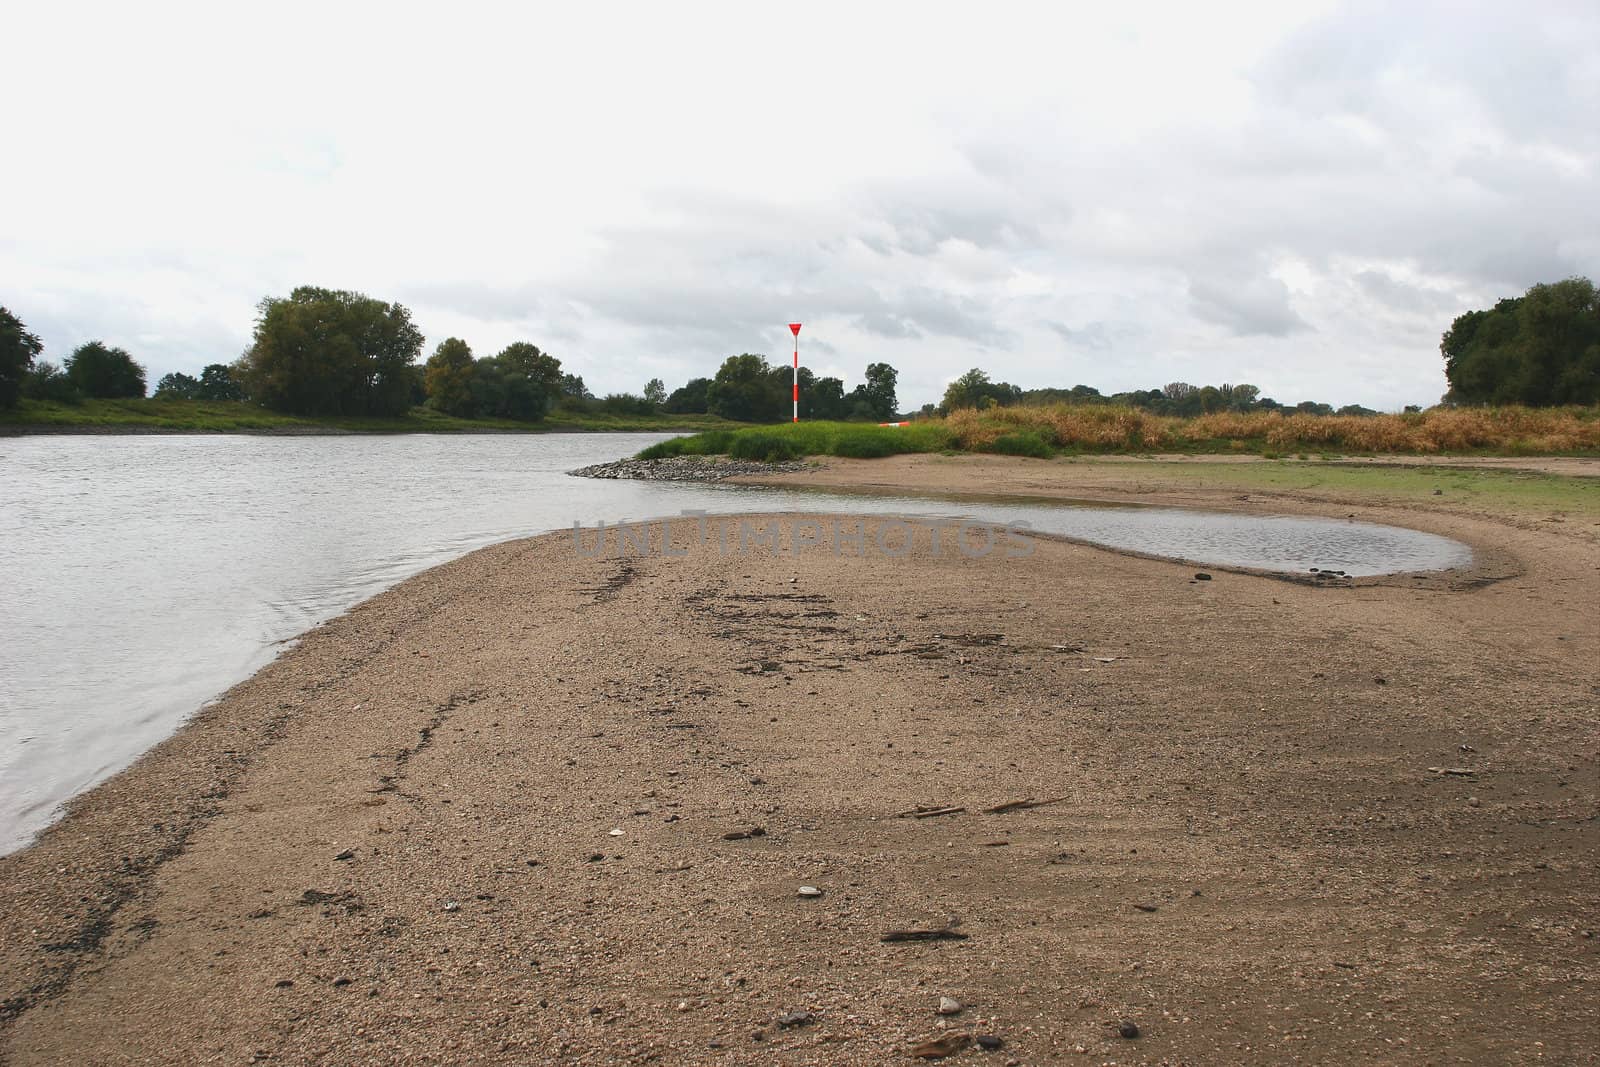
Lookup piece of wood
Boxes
[983,795,1071,814]
[881,928,970,943]
[896,805,966,819]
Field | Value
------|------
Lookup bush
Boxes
[729,432,802,462]
[987,431,1053,458]
[832,428,903,458]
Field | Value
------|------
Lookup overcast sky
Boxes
[3,2,1596,410]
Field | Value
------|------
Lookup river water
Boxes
[0,434,1471,853]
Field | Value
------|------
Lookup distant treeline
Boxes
[2,275,1593,417]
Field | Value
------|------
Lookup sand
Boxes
[2,456,1596,1065]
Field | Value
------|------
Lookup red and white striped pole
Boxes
[788,322,802,422]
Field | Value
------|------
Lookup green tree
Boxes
[558,373,593,410]
[493,342,563,419]
[643,378,666,408]
[664,377,711,414]
[154,372,202,399]
[197,363,244,401]
[939,368,1019,413]
[707,353,780,421]
[240,286,423,416]
[1443,278,1600,405]
[22,360,78,403]
[860,362,898,420]
[1,307,44,408]
[65,341,146,398]
[807,374,846,419]
[424,338,477,416]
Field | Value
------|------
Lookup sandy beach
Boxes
[2,456,1597,1065]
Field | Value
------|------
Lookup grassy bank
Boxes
[0,398,735,435]
[1070,457,1600,519]
[636,405,1600,461]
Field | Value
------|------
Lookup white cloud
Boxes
[2,0,1595,410]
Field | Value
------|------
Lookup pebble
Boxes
[797,885,823,897]
[1119,1020,1141,1039]
[442,900,460,912]
[568,457,809,483]
[975,1034,1004,1050]
[937,996,962,1015]
[608,828,624,836]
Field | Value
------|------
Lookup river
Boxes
[0,433,1470,853]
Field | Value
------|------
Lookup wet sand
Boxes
[2,458,1597,1064]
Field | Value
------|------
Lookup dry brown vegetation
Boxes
[940,404,1600,454]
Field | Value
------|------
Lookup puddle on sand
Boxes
[686,482,1474,578]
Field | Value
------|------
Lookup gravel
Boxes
[568,456,810,482]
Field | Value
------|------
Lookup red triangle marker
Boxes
[789,322,802,336]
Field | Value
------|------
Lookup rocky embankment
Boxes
[568,455,811,482]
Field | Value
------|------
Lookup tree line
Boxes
[931,369,1387,418]
[4,276,1593,417]
[0,289,902,423]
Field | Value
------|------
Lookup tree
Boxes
[480,342,563,420]
[1,307,44,408]
[558,373,593,410]
[860,362,898,420]
[942,368,993,412]
[154,372,202,399]
[197,363,244,401]
[1443,277,1600,405]
[808,375,847,420]
[65,341,146,398]
[22,360,78,403]
[707,353,780,421]
[424,338,477,416]
[239,286,423,416]
[643,378,667,408]
[664,377,711,414]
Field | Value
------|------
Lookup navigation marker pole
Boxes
[788,322,802,422]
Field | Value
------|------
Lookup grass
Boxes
[1072,458,1600,519]
[636,405,1600,462]
[0,398,735,435]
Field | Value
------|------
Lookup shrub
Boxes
[987,431,1053,458]
[729,432,802,462]
[832,428,902,458]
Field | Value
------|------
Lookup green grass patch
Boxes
[1075,458,1600,519]
[985,431,1054,459]
[0,398,735,435]
[634,420,954,462]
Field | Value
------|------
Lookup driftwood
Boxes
[881,928,969,943]
[897,805,966,819]
[983,795,1072,814]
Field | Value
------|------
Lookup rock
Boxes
[442,900,460,912]
[797,885,823,897]
[675,1000,691,1012]
[911,1033,972,1058]
[1118,1020,1141,1039]
[1468,796,1481,807]
[975,1034,1005,1050]
[776,1010,815,1028]
[937,996,962,1015]
[334,848,355,861]
[568,456,810,483]
[1193,572,1212,581]
[608,828,625,836]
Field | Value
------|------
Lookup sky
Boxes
[2,1,1597,411]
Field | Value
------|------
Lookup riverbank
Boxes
[1,462,1595,1064]
[0,398,733,435]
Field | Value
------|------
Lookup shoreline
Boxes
[3,459,1596,1063]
